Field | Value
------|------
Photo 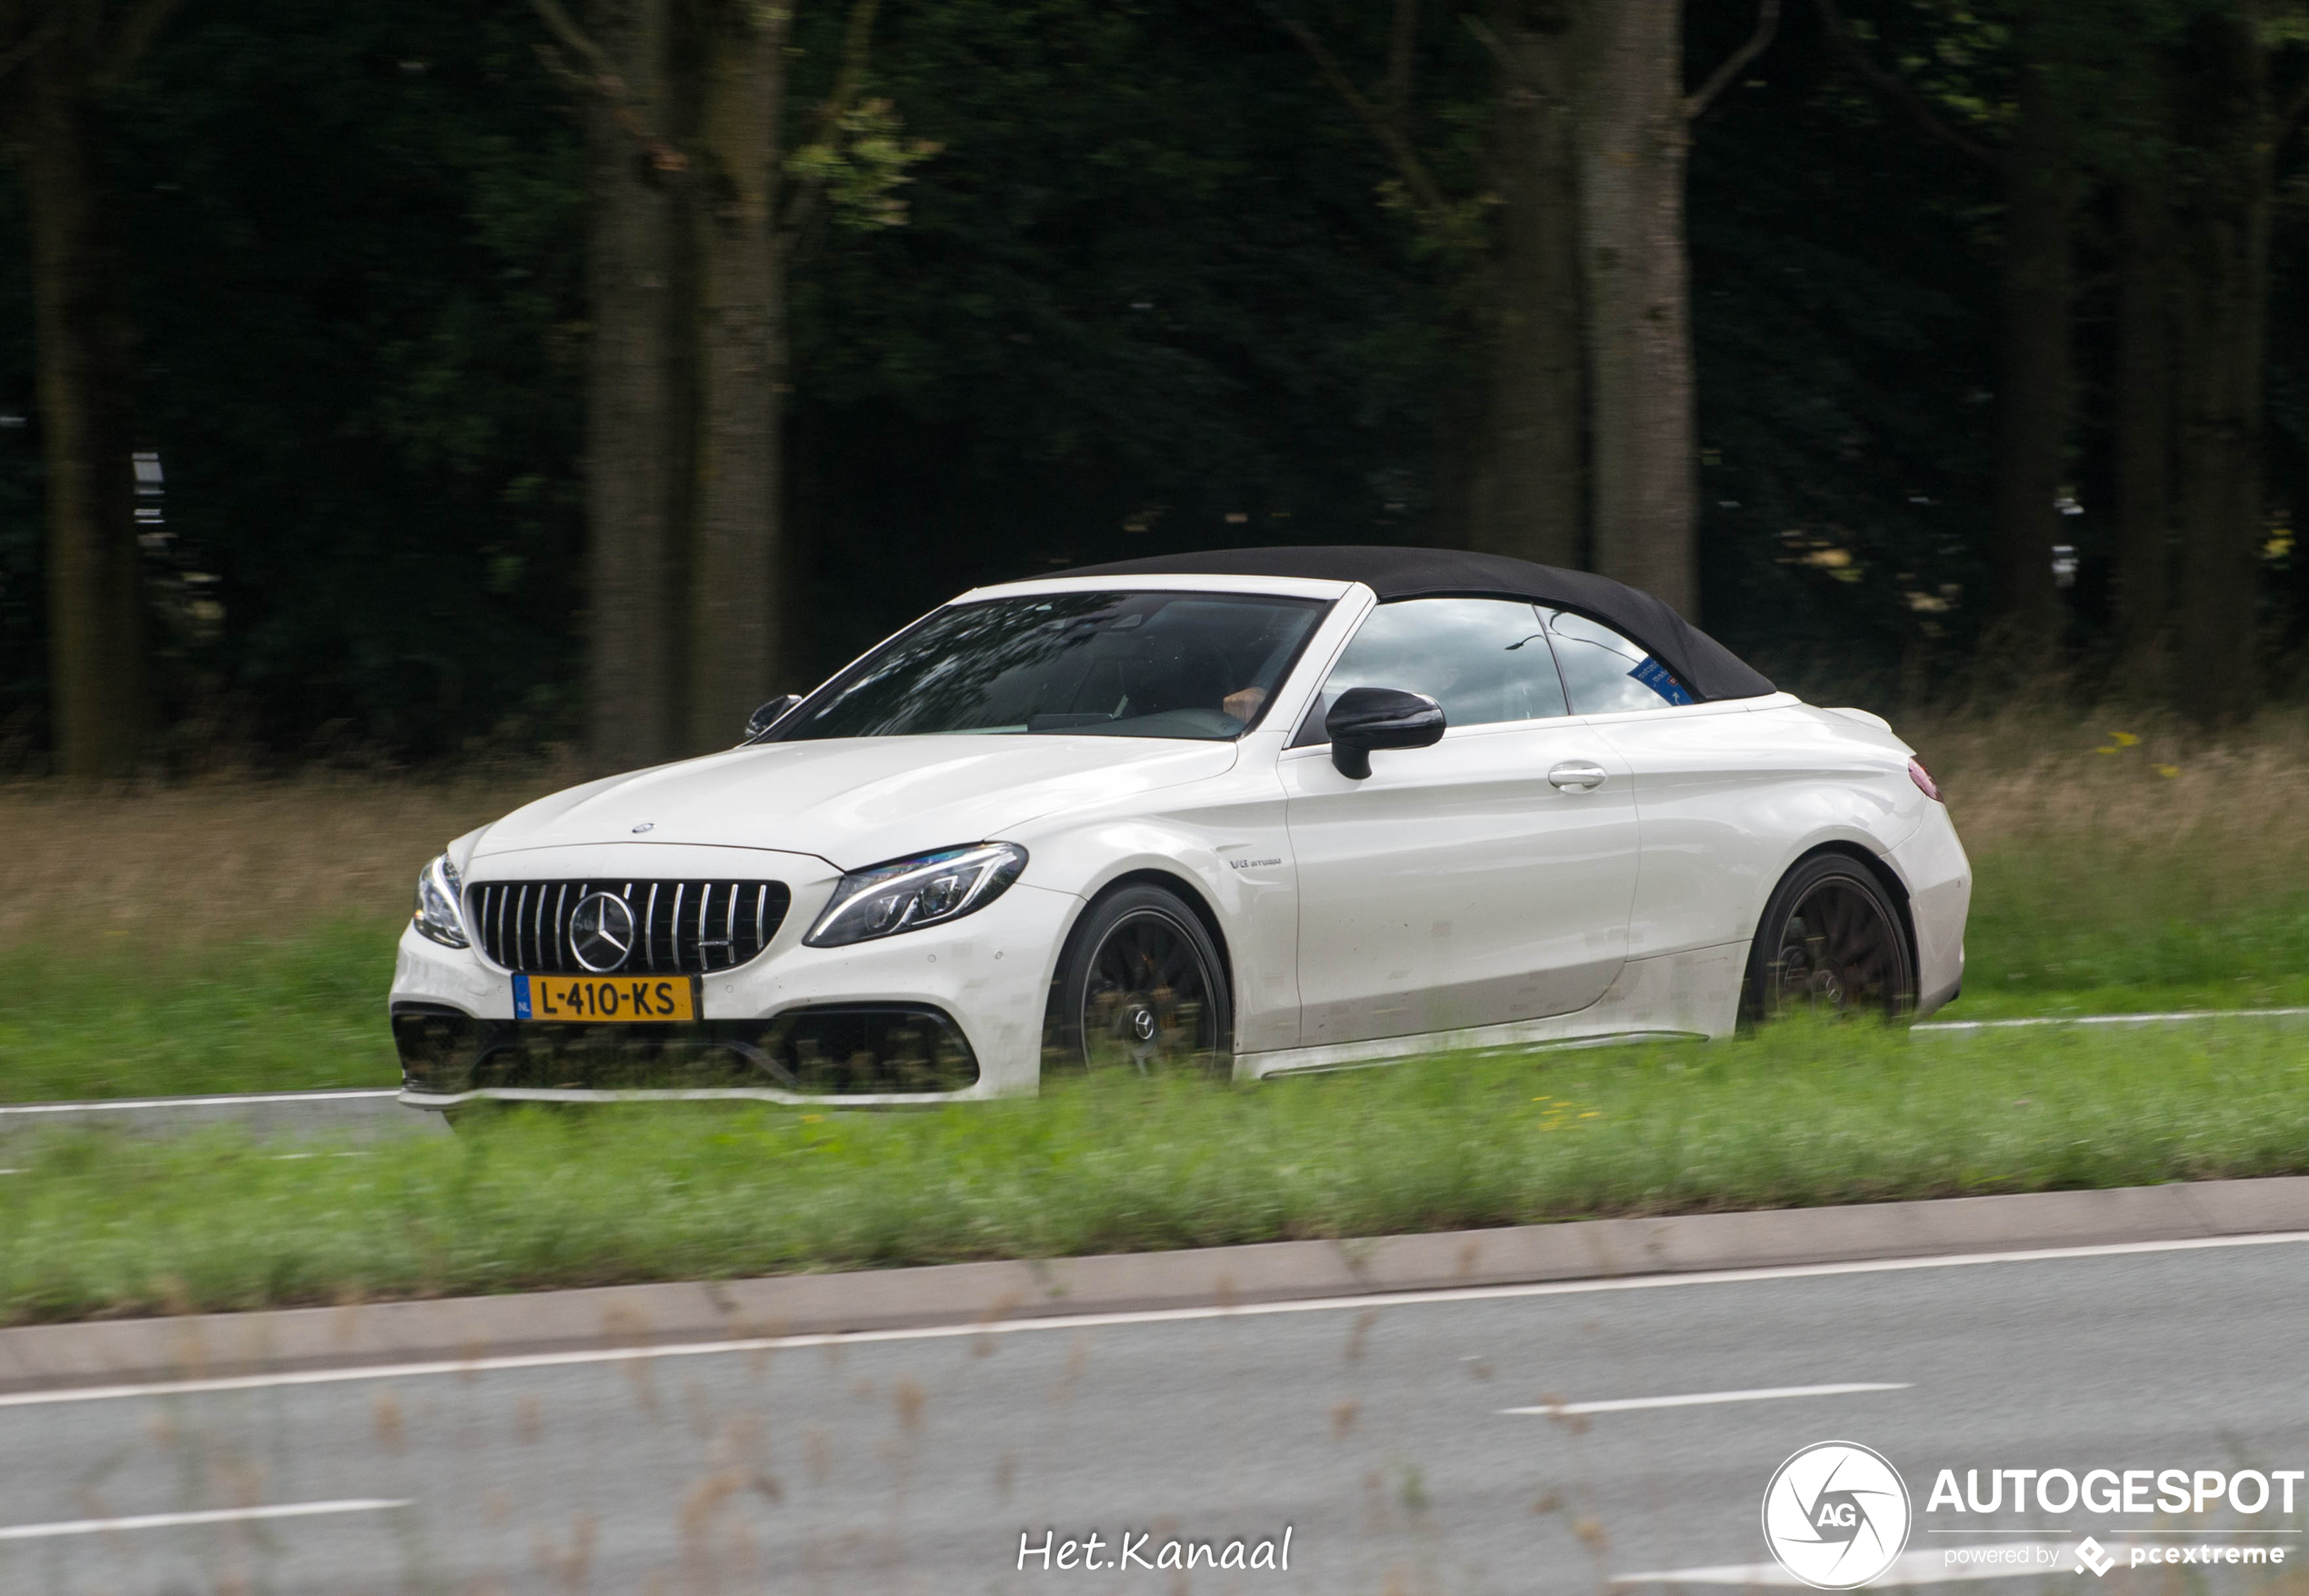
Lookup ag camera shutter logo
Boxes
[1762,1441,1912,1588]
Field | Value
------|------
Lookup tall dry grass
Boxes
[0,768,574,951]
[1901,703,2309,910]
[1911,703,2309,843]
[0,706,2303,959]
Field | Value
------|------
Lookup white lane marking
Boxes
[1503,1381,1908,1416]
[1613,1545,2073,1585]
[3,1231,2306,1411]
[1917,1006,2309,1032]
[0,1090,399,1116]
[0,1500,410,1542]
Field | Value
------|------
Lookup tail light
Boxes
[1907,759,1942,803]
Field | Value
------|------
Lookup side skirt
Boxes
[1237,942,1746,1081]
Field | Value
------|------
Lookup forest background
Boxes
[1,0,2304,774]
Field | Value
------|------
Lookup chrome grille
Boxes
[467,880,791,975]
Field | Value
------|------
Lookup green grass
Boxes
[5,1017,2307,1325]
[1950,846,2309,1019]
[0,920,403,1102]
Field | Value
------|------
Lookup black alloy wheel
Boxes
[1744,854,1916,1023]
[1055,883,1234,1075]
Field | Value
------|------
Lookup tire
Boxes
[1053,883,1234,1075]
[1744,853,1916,1024]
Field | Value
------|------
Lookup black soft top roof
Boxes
[1056,545,1776,703]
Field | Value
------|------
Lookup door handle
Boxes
[1547,761,1607,792]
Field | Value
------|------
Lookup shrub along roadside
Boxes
[4,1016,2306,1326]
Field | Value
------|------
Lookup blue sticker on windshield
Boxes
[1629,657,1693,705]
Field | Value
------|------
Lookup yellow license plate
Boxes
[514,973,696,1023]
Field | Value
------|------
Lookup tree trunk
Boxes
[1469,0,1583,572]
[1988,60,2074,651]
[584,0,687,771]
[2169,12,2270,725]
[687,0,790,752]
[1572,0,1697,618]
[2112,170,2174,667]
[23,48,145,778]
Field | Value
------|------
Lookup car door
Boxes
[1539,606,1787,960]
[1280,597,1640,1047]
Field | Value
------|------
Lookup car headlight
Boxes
[805,843,1027,948]
[412,851,470,949]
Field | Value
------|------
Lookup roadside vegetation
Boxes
[0,772,545,1101]
[5,1012,2307,1324]
[1902,703,2309,1018]
[0,708,2302,1322]
[3,705,2305,1103]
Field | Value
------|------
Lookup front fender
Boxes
[1006,807,1300,1057]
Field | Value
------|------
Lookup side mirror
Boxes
[745,694,803,740]
[1325,686,1445,780]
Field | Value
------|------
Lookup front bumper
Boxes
[389,859,1078,1106]
[393,1002,988,1102]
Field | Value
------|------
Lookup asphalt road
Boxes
[5,1237,2308,1594]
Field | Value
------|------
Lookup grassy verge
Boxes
[2,708,2307,1099]
[5,1017,2307,1325]
[5,858,2299,1104]
[1957,888,2309,1018]
[0,921,402,1100]
[1910,706,2309,1018]
[0,773,535,1101]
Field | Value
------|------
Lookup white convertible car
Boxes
[392,546,1969,1107]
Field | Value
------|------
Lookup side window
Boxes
[1297,597,1571,742]
[1543,609,1694,713]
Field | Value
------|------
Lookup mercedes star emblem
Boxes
[569,891,637,973]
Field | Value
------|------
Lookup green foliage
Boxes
[1688,0,2003,683]
[778,0,1472,666]
[788,96,940,230]
[0,0,2304,752]
[0,181,44,749]
[0,0,588,761]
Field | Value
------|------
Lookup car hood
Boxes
[471,735,1240,869]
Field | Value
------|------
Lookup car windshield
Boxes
[776,591,1331,742]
